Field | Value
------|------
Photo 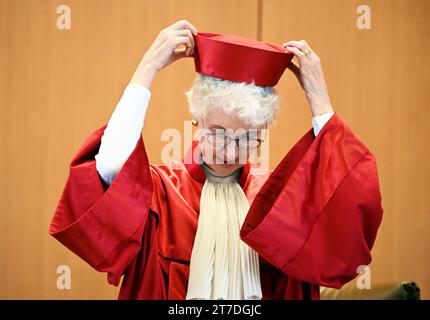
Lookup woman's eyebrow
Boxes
[209,125,226,130]
[208,125,259,137]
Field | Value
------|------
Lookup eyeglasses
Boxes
[202,119,267,151]
[205,131,264,150]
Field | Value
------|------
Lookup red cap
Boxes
[193,32,294,87]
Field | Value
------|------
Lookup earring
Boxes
[191,119,199,126]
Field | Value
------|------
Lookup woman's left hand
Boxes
[283,40,334,117]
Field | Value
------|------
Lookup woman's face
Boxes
[197,107,265,176]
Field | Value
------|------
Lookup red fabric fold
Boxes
[49,124,154,287]
[240,114,384,288]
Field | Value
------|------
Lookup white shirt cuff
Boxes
[312,112,334,137]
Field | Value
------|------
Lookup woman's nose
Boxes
[223,143,241,163]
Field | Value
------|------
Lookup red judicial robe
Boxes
[49,114,383,300]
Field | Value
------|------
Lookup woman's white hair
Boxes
[185,73,280,127]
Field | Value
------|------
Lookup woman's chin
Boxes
[209,162,243,176]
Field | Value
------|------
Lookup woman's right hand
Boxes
[129,20,198,90]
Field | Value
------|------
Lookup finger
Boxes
[172,49,188,61]
[284,46,305,58]
[284,41,316,58]
[173,36,192,56]
[174,30,191,55]
[282,40,308,50]
[171,19,198,36]
[173,44,191,58]
[175,29,195,55]
[174,46,187,54]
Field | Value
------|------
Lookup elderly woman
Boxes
[49,20,383,300]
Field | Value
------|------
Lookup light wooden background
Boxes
[0,0,429,299]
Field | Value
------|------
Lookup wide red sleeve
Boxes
[49,124,163,286]
[240,114,383,289]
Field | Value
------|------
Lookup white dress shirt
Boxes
[95,84,334,186]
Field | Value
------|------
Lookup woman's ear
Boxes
[193,120,205,144]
